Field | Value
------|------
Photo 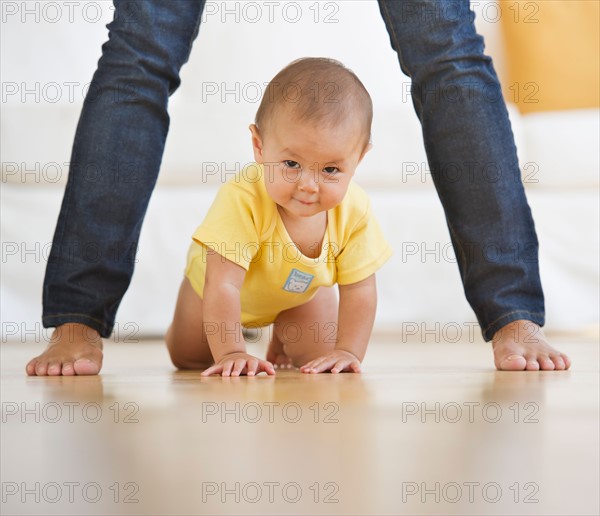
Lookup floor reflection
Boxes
[1,339,597,515]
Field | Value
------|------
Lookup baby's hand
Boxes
[201,352,276,377]
[299,350,361,374]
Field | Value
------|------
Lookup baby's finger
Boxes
[299,356,323,370]
[257,360,276,375]
[330,360,344,374]
[333,359,362,374]
[230,359,248,377]
[220,360,236,377]
[349,361,361,373]
[200,363,224,377]
[303,357,334,374]
[331,359,356,374]
[246,358,259,376]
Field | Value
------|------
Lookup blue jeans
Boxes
[42,0,544,341]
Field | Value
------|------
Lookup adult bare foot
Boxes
[492,319,571,371]
[25,323,103,376]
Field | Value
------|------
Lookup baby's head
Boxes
[249,57,373,219]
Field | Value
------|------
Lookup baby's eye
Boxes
[283,160,300,169]
[323,167,339,174]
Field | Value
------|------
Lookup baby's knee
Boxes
[165,337,186,369]
[168,351,212,371]
[165,325,214,371]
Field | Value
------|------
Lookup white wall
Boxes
[1,0,509,184]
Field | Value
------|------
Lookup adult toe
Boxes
[26,359,39,376]
[549,354,567,370]
[498,354,527,371]
[524,354,540,371]
[35,361,49,376]
[538,354,555,371]
[73,358,100,376]
[46,361,63,376]
[61,362,76,376]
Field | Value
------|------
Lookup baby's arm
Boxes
[300,274,377,374]
[200,249,275,377]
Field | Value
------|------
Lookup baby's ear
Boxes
[249,124,264,162]
[358,142,373,163]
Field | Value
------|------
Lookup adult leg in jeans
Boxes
[377,0,570,370]
[27,0,207,375]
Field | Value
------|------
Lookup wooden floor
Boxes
[1,335,598,516]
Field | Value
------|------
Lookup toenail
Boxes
[507,355,522,360]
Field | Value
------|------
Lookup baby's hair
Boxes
[255,57,373,147]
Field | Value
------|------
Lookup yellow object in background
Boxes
[499,0,600,113]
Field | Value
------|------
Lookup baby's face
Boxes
[250,112,371,220]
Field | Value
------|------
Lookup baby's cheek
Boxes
[267,182,291,204]
[324,185,348,206]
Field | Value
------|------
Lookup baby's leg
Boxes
[273,286,338,368]
[166,277,214,370]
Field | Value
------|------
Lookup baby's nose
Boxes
[298,174,318,192]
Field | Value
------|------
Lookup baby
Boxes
[166,57,392,376]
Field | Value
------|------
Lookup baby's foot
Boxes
[492,319,571,371]
[26,323,103,376]
[266,337,293,369]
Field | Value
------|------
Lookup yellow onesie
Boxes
[185,163,392,327]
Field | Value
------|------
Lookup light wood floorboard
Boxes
[1,336,598,515]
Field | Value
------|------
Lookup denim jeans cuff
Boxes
[42,314,112,338]
[482,311,545,342]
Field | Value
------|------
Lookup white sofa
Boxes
[2,1,598,341]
